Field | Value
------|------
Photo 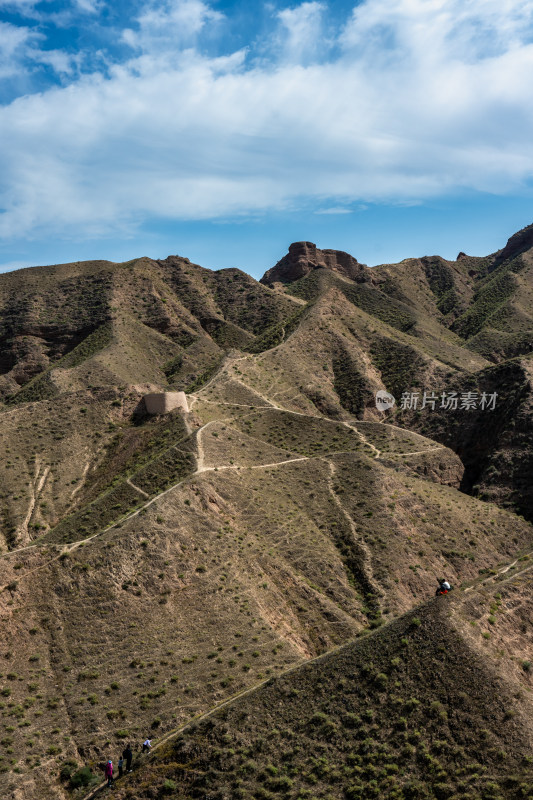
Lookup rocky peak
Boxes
[492,222,533,267]
[260,241,366,286]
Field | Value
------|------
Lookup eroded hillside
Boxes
[0,225,533,798]
[97,572,533,800]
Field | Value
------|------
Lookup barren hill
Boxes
[0,224,532,798]
[110,579,533,800]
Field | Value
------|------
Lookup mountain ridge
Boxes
[0,223,532,798]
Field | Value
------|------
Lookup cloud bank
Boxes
[1,0,533,240]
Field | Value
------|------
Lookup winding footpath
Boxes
[0,364,529,798]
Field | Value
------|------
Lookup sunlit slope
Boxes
[196,287,485,424]
[107,586,533,800]
[0,254,299,404]
[1,225,533,797]
[1,404,532,798]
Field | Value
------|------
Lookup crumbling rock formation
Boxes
[260,241,367,286]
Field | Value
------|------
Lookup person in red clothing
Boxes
[104,759,114,788]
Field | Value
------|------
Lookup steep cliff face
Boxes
[260,241,367,285]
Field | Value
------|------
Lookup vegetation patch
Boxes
[113,602,533,800]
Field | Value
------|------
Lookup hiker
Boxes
[123,743,133,773]
[118,755,124,778]
[142,738,152,753]
[104,759,113,788]
[436,578,452,596]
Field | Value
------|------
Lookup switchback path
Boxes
[0,402,506,594]
[0,418,374,592]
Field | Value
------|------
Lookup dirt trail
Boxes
[195,420,215,472]
[70,461,90,500]
[81,605,406,800]
[4,355,529,795]
[126,478,150,498]
[231,377,281,409]
[192,365,446,465]
[79,537,533,800]
[463,555,533,592]
[353,429,381,458]
[189,353,250,400]
[326,460,384,601]
[0,367,522,603]
[0,436,367,595]
[17,460,50,546]
[388,446,446,457]
[0,399,466,570]
[190,398,273,409]
[200,456,309,474]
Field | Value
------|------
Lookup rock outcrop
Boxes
[493,221,533,266]
[260,241,366,286]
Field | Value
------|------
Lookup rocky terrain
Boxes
[0,223,532,798]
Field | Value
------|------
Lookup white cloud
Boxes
[342,0,533,62]
[0,21,79,82]
[275,1,325,64]
[315,207,353,215]
[122,0,223,53]
[0,21,40,78]
[0,0,55,15]
[73,0,104,13]
[1,0,533,240]
[0,0,38,7]
[28,48,78,75]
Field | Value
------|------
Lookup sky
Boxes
[1,0,533,279]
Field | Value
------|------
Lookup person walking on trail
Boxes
[123,743,133,772]
[118,755,124,778]
[104,759,114,788]
[142,738,152,753]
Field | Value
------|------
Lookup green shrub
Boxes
[374,672,389,690]
[404,698,420,713]
[59,759,77,781]
[69,766,96,788]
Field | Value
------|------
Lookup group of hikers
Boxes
[103,739,151,788]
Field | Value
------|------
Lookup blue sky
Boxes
[1,0,533,279]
